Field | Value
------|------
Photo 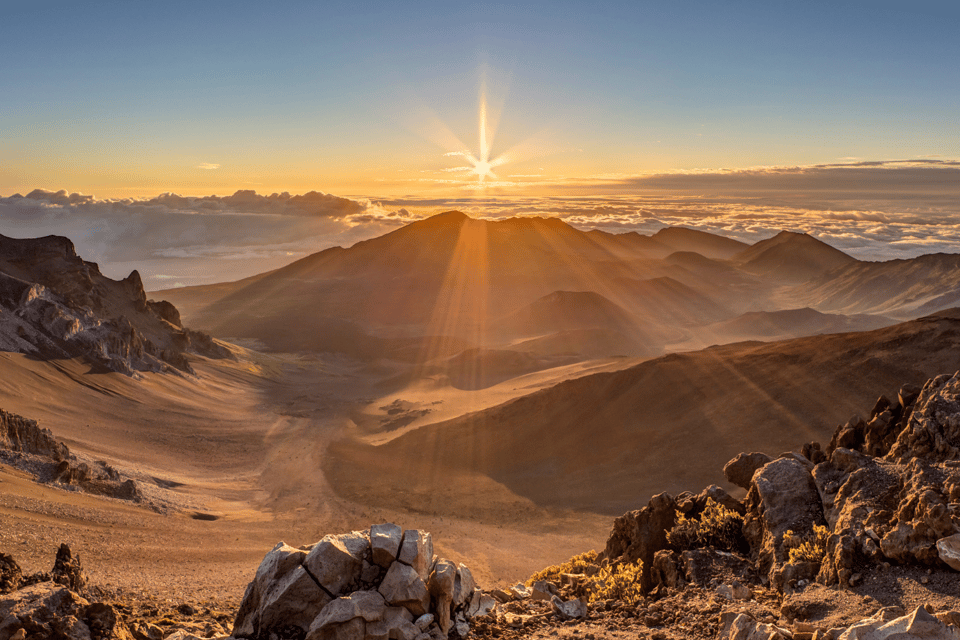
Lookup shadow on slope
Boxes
[325,312,960,516]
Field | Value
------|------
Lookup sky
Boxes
[1,1,959,287]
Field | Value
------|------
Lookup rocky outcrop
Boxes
[888,373,960,463]
[0,545,128,640]
[0,233,231,376]
[743,457,827,589]
[234,525,489,640]
[0,408,144,503]
[603,492,677,592]
[608,371,960,602]
[724,452,773,490]
[0,409,68,461]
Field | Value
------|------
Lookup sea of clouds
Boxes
[2,161,958,289]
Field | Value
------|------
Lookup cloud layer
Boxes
[2,161,959,289]
[0,189,419,288]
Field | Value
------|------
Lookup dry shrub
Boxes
[666,498,745,553]
[785,524,829,563]
[583,562,644,605]
[525,550,598,586]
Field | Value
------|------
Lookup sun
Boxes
[441,81,508,186]
[471,159,495,181]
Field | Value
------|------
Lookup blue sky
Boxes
[2,1,958,197]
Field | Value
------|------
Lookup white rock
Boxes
[837,605,960,640]
[550,596,587,620]
[371,523,403,568]
[398,530,434,580]
[312,590,386,629]
[304,535,365,596]
[509,583,531,600]
[466,591,496,619]
[306,616,365,640]
[234,542,330,639]
[378,561,430,617]
[452,563,475,607]
[414,614,434,631]
[937,534,960,571]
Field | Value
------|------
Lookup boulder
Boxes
[743,457,826,587]
[378,562,429,617]
[0,583,89,640]
[529,580,557,601]
[452,563,475,607]
[550,596,587,620]
[370,524,402,569]
[0,582,133,640]
[887,373,960,464]
[304,534,366,596]
[603,492,677,592]
[0,554,22,595]
[717,612,790,640]
[306,616,364,640]
[310,591,386,631]
[466,590,496,619]
[652,550,681,589]
[233,542,331,640]
[365,607,417,640]
[427,560,456,633]
[937,534,960,571]
[837,605,960,640]
[397,530,433,581]
[724,452,774,490]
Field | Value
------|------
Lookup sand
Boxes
[0,347,619,603]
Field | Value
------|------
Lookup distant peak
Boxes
[430,210,470,221]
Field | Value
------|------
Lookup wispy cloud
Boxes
[196,163,221,170]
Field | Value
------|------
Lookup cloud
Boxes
[0,189,414,288]
[196,163,221,170]
[3,159,960,289]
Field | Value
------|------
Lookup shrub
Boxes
[583,561,644,605]
[666,498,745,553]
[526,550,598,586]
[785,524,829,564]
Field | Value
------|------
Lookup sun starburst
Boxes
[445,83,508,185]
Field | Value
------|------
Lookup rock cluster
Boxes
[0,408,143,503]
[233,524,495,640]
[0,545,135,640]
[719,605,960,640]
[0,233,231,376]
[603,372,960,597]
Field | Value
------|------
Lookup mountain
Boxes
[156,213,745,357]
[733,231,858,284]
[610,276,733,327]
[651,226,748,260]
[328,312,960,514]
[0,234,228,374]
[701,307,897,342]
[790,252,960,318]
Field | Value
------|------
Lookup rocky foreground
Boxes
[6,372,960,639]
